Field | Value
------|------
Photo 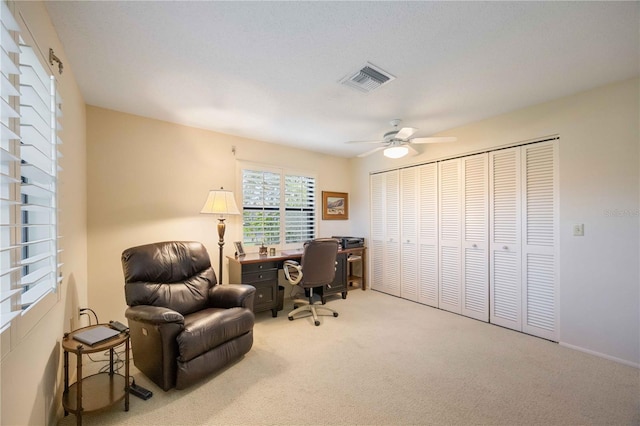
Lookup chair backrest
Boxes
[299,238,339,288]
[122,241,216,315]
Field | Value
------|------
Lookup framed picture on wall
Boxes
[322,191,348,220]
[233,241,245,256]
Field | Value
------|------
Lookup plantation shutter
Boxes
[241,165,316,247]
[0,0,21,328]
[242,169,281,245]
[284,174,315,244]
[19,39,61,308]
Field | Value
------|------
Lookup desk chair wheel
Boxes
[288,316,294,321]
[314,320,320,326]
[333,312,339,317]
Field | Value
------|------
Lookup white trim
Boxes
[559,342,639,369]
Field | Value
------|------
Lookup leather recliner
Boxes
[122,241,256,390]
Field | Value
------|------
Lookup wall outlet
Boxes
[573,223,584,236]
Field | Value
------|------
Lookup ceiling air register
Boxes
[340,62,395,93]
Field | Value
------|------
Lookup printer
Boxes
[332,236,365,249]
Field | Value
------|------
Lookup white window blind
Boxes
[241,166,316,247]
[0,1,62,331]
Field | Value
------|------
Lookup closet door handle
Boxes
[472,244,477,248]
[503,245,508,250]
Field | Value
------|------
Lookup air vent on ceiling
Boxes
[339,62,395,93]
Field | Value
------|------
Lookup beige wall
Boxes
[86,106,352,323]
[1,2,87,425]
[350,77,640,366]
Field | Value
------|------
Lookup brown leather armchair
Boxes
[122,241,255,390]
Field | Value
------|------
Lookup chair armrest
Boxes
[125,305,184,325]
[283,260,302,285]
[209,284,256,310]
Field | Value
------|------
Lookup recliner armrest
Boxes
[125,305,185,325]
[209,284,256,310]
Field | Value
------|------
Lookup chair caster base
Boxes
[314,320,320,326]
[333,312,339,317]
[288,316,294,321]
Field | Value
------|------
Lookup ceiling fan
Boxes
[347,119,457,158]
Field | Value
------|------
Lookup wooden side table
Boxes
[62,324,130,425]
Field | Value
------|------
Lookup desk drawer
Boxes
[243,261,278,273]
[253,281,277,311]
[243,269,278,283]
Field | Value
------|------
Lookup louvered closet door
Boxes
[418,163,439,307]
[400,167,419,301]
[521,142,558,341]
[383,170,401,297]
[438,159,462,314]
[461,154,489,322]
[489,148,522,331]
[370,173,385,293]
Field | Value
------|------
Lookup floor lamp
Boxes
[200,188,240,285]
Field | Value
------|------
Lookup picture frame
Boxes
[233,241,245,256]
[322,191,349,220]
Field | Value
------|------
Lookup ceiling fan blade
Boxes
[407,145,419,156]
[346,139,385,144]
[395,127,418,140]
[357,146,386,158]
[410,136,458,144]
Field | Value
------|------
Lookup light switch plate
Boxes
[573,224,584,236]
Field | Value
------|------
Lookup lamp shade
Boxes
[384,145,409,159]
[200,189,240,215]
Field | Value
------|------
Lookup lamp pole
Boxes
[217,217,226,285]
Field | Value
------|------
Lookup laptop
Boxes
[73,325,120,346]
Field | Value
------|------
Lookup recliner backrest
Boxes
[122,241,216,315]
[299,238,339,287]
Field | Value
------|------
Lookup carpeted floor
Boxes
[59,289,639,425]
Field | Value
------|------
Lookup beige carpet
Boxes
[59,289,639,425]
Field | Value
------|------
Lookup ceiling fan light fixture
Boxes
[384,145,409,159]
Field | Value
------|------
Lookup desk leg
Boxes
[361,250,367,291]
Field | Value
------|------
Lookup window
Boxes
[240,164,316,248]
[0,2,62,333]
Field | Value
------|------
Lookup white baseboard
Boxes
[559,342,639,369]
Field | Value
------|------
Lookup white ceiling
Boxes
[45,1,639,158]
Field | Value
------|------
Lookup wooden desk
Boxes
[227,247,366,317]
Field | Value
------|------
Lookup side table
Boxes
[62,324,130,425]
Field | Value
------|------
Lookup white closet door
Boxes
[489,147,522,331]
[521,142,558,341]
[400,167,419,301]
[370,173,385,293]
[384,170,401,296]
[438,159,462,314]
[418,163,439,307]
[461,154,489,321]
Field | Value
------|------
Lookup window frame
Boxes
[236,161,317,251]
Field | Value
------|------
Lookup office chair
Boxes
[283,238,339,326]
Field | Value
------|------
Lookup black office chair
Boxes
[283,238,339,326]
